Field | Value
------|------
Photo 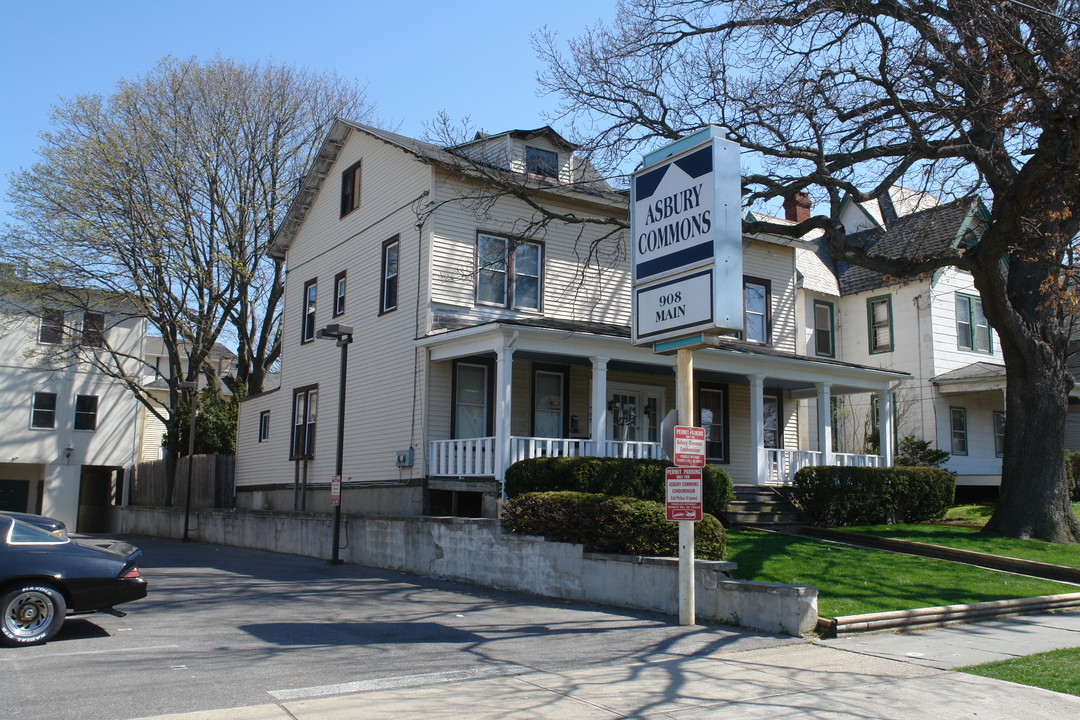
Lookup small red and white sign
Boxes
[673,426,706,467]
[330,474,341,507]
[666,466,703,522]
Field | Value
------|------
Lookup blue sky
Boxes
[0,0,618,226]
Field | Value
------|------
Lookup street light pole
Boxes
[180,380,198,542]
[317,324,353,565]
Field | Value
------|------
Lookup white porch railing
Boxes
[427,437,665,477]
[765,448,884,484]
[428,437,496,477]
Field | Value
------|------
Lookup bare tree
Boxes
[5,56,372,497]
[537,1,1080,541]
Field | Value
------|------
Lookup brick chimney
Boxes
[783,192,812,223]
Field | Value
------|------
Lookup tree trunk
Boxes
[985,347,1080,543]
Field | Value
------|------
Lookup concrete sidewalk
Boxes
[137,611,1080,719]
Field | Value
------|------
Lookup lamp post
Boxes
[179,380,198,542]
[316,323,353,565]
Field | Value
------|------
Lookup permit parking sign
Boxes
[666,467,703,522]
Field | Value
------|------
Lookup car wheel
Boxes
[0,584,67,647]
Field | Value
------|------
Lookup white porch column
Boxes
[494,343,515,496]
[878,387,895,466]
[816,382,833,466]
[749,374,765,484]
[590,356,609,455]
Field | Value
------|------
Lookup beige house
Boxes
[234,121,903,517]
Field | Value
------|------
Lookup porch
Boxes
[418,319,906,490]
[427,436,882,485]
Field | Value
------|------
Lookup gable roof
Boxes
[271,120,618,260]
[823,196,983,295]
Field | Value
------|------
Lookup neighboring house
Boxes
[234,121,904,517]
[788,187,1059,492]
[138,337,238,462]
[0,284,146,531]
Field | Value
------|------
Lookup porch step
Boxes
[725,485,803,529]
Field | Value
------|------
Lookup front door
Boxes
[533,369,565,438]
[454,361,490,438]
[608,385,662,443]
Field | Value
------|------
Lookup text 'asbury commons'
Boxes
[637,183,712,256]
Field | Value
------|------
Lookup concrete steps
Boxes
[726,485,802,529]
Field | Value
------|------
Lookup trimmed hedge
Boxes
[504,457,734,518]
[791,465,955,527]
[502,491,726,560]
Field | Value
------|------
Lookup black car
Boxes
[0,516,147,647]
[0,511,67,538]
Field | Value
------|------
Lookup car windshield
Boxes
[6,518,69,545]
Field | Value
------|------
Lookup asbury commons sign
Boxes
[631,126,743,345]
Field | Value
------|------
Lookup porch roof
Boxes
[417,318,907,394]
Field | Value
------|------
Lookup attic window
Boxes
[525,147,558,179]
[340,160,361,217]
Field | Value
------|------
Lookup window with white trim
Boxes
[291,387,317,459]
[39,309,64,344]
[258,410,270,443]
[301,279,317,343]
[333,271,346,317]
[867,295,893,353]
[74,394,98,431]
[950,407,968,455]
[743,277,771,344]
[381,237,399,314]
[476,233,541,311]
[957,293,992,353]
[31,392,57,429]
[813,300,835,357]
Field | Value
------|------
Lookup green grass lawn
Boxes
[836,524,1080,569]
[724,528,1073,619]
[959,647,1080,697]
[945,502,1080,525]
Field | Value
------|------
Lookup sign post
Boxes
[630,127,742,627]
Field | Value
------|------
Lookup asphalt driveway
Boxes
[1,535,794,720]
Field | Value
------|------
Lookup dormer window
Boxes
[525,146,558,179]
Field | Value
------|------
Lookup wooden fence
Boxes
[131,455,235,508]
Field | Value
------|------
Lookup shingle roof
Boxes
[827,197,979,295]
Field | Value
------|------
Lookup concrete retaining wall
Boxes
[119,507,817,636]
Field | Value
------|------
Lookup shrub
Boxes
[504,457,734,517]
[791,465,955,527]
[895,436,951,468]
[502,491,726,560]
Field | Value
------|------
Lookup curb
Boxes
[818,592,1080,635]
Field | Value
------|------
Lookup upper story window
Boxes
[258,410,270,443]
[31,391,57,429]
[525,146,558,179]
[813,300,835,357]
[340,160,362,217]
[301,279,317,343]
[957,293,991,353]
[39,309,64,344]
[290,386,317,459]
[867,295,893,353]
[82,311,104,347]
[74,394,98,431]
[743,277,771,344]
[381,237,399,314]
[476,233,542,311]
[333,271,346,318]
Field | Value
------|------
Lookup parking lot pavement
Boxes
[14,535,1080,720]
